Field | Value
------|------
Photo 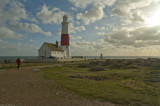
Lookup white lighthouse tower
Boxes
[61,15,71,58]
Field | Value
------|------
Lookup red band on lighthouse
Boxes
[61,34,70,46]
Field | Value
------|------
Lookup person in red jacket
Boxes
[16,57,21,69]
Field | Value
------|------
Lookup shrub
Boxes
[89,65,104,71]
[124,64,138,69]
[89,61,103,66]
[104,59,112,66]
[70,75,107,81]
[78,63,89,68]
[110,63,122,68]
[124,62,132,66]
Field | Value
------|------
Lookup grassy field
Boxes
[0,60,87,70]
[0,62,60,70]
[42,59,160,105]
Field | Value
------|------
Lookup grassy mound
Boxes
[42,59,160,105]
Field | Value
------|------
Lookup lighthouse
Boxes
[61,15,71,58]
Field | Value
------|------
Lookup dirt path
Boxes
[0,65,116,106]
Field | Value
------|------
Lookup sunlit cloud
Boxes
[76,2,105,25]
[146,8,160,26]
[37,4,73,24]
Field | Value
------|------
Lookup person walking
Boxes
[16,57,21,69]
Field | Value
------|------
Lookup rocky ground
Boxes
[0,65,115,106]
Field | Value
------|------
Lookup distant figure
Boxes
[100,53,103,59]
[4,60,8,64]
[16,58,21,69]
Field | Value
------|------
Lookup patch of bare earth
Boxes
[0,66,116,106]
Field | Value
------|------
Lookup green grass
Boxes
[42,60,160,105]
[0,60,90,70]
[0,62,57,70]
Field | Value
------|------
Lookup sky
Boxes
[1,0,160,56]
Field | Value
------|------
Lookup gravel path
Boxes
[0,65,116,106]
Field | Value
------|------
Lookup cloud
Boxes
[0,0,30,24]
[71,39,110,51]
[37,4,72,24]
[70,23,86,34]
[97,32,106,36]
[56,23,85,35]
[76,2,105,25]
[56,29,61,35]
[71,7,77,11]
[104,25,160,47]
[70,35,82,40]
[71,38,160,56]
[0,40,38,56]
[68,0,116,8]
[112,8,145,24]
[95,26,105,30]
[0,0,43,40]
[70,39,115,56]
[10,22,52,36]
[29,39,33,42]
[0,26,23,39]
[111,0,159,24]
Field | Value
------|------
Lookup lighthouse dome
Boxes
[63,15,68,22]
[63,15,68,18]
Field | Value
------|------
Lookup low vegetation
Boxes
[0,60,89,70]
[43,59,160,105]
[0,62,57,70]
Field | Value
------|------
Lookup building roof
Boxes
[44,42,64,52]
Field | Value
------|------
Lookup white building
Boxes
[38,41,65,59]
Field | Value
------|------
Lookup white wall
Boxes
[61,22,69,34]
[38,43,67,59]
[61,46,71,58]
[38,43,51,58]
[51,51,65,58]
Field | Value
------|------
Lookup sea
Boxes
[0,56,160,62]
